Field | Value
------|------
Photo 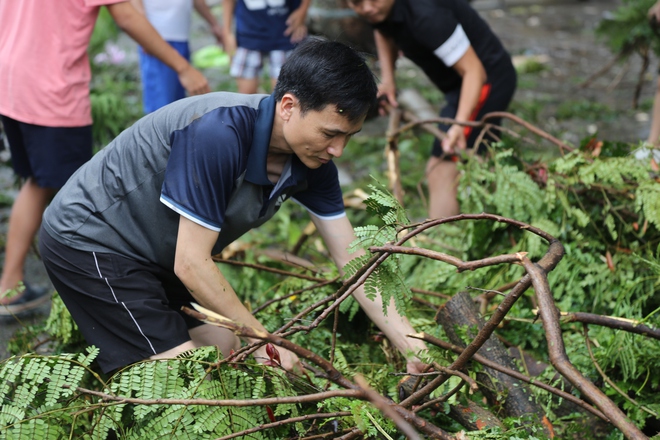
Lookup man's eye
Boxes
[323,132,334,139]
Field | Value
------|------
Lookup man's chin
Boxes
[366,16,385,24]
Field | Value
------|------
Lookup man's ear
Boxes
[279,93,298,122]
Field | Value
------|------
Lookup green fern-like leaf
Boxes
[637,180,660,230]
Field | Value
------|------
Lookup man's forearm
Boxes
[351,284,427,357]
[374,30,397,85]
[455,68,485,123]
[107,2,190,74]
[193,0,220,29]
[296,0,311,15]
[222,0,236,33]
[129,0,145,15]
[176,255,269,338]
[312,215,426,360]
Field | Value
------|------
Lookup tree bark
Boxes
[435,291,553,436]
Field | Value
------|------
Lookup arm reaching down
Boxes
[174,216,301,370]
[222,0,237,56]
[107,1,211,96]
[284,0,311,43]
[441,46,487,153]
[311,214,428,373]
[374,29,400,115]
[193,0,224,44]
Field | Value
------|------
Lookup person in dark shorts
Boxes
[0,0,210,318]
[347,0,517,218]
[39,38,428,374]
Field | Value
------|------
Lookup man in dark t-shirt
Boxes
[348,0,517,218]
[39,38,427,373]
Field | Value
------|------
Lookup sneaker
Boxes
[0,284,51,317]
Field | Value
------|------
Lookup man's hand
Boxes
[441,124,467,154]
[223,31,237,56]
[177,64,211,95]
[406,358,428,375]
[284,7,309,43]
[210,23,224,45]
[377,81,398,115]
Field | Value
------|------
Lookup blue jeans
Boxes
[138,41,190,113]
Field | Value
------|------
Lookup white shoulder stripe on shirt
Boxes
[160,196,222,232]
[433,24,470,67]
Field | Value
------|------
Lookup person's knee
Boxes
[189,324,240,357]
[150,340,197,361]
[426,158,459,184]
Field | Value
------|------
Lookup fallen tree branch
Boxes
[410,332,609,422]
[390,215,564,408]
[389,112,573,154]
[436,291,551,432]
[386,106,405,205]
[521,257,647,439]
[66,384,361,407]
[212,257,326,282]
[251,278,340,314]
[368,245,527,272]
[354,374,422,440]
[559,311,660,341]
[183,304,455,440]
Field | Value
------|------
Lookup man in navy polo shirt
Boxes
[347,0,517,219]
[39,38,427,374]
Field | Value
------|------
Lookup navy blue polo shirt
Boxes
[43,92,345,270]
[373,0,512,93]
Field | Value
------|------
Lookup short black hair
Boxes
[273,37,378,122]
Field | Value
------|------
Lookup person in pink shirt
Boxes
[0,0,211,317]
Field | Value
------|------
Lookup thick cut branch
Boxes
[410,332,609,421]
[383,215,564,408]
[449,401,505,431]
[435,291,551,435]
[386,107,405,204]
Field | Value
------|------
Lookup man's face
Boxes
[346,0,395,24]
[281,100,364,169]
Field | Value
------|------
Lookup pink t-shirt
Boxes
[0,0,125,127]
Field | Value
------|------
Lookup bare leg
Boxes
[648,77,660,146]
[149,324,240,361]
[426,157,460,219]
[188,324,240,357]
[236,77,260,94]
[0,178,55,303]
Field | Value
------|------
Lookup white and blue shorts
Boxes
[230,47,292,80]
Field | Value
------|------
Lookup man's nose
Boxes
[328,140,346,158]
[362,1,375,14]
